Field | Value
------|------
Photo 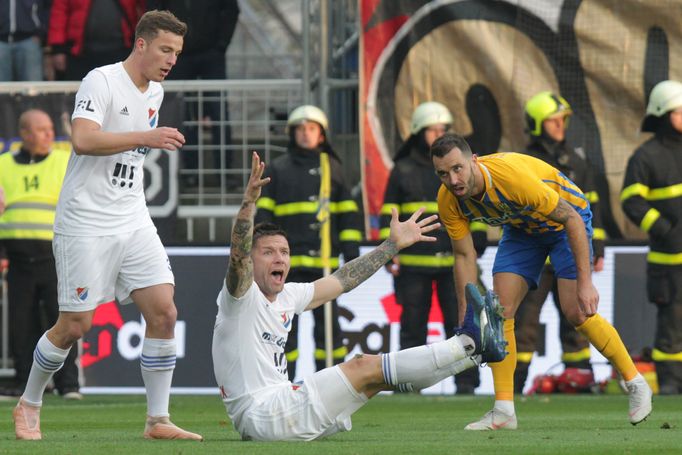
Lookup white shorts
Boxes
[53,225,174,312]
[237,366,367,441]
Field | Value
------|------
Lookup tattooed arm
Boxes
[546,197,599,315]
[225,152,270,298]
[307,208,440,310]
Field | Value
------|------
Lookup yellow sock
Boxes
[491,318,516,401]
[576,314,638,381]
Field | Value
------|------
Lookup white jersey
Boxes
[54,62,162,236]
[212,280,313,423]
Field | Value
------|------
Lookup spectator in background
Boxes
[0,0,50,81]
[256,105,363,381]
[0,109,80,399]
[47,0,145,81]
[514,91,605,393]
[380,102,484,394]
[147,0,240,188]
[622,80,682,395]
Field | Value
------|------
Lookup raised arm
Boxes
[546,198,598,315]
[307,207,440,310]
[225,152,270,298]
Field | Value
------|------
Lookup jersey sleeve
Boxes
[283,282,315,315]
[217,280,258,314]
[72,69,111,126]
[498,162,559,217]
[437,185,470,240]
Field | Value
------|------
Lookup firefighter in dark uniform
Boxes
[255,105,362,381]
[513,92,606,393]
[380,102,485,394]
[622,80,682,394]
[0,109,80,398]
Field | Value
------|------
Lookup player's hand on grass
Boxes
[145,127,185,151]
[389,206,440,250]
[244,151,270,204]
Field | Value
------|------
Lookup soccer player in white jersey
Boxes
[12,10,202,441]
[211,152,508,441]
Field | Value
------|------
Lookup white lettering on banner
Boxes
[117,316,186,360]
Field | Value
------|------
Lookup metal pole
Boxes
[302,0,311,104]
[320,0,333,369]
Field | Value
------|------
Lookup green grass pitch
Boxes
[1,393,680,454]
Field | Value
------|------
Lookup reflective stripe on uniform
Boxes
[620,183,649,201]
[0,223,54,240]
[621,182,682,201]
[648,183,682,201]
[339,229,362,241]
[269,200,358,217]
[401,202,439,214]
[517,352,533,363]
[397,254,454,267]
[469,221,487,232]
[561,348,591,363]
[380,203,399,215]
[584,191,599,203]
[285,349,299,362]
[290,256,340,268]
[640,208,661,232]
[647,251,682,265]
[651,348,682,362]
[256,197,276,211]
[593,228,606,240]
[314,346,348,360]
[5,202,57,211]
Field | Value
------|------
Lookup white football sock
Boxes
[382,335,468,388]
[140,338,176,418]
[23,333,71,406]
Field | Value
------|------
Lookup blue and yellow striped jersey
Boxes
[438,152,590,240]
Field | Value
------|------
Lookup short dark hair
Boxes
[135,10,187,42]
[430,133,473,159]
[253,222,288,247]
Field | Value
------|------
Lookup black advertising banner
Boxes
[80,247,652,394]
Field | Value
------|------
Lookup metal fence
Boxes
[0,79,306,244]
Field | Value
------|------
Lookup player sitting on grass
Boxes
[211,152,507,441]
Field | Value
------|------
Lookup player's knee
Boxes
[52,316,91,346]
[563,308,586,326]
[345,354,382,383]
[148,304,177,334]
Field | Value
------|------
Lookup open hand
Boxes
[244,151,270,204]
[145,127,185,151]
[389,207,440,250]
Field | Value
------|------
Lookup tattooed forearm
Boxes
[547,198,574,224]
[332,239,399,292]
[231,218,253,258]
[226,259,253,297]
[226,202,256,296]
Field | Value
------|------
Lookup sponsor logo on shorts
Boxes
[76,287,89,301]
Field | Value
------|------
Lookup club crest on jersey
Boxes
[496,202,512,213]
[281,312,291,329]
[76,287,89,301]
[148,108,157,127]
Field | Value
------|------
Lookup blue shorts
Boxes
[492,222,593,290]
